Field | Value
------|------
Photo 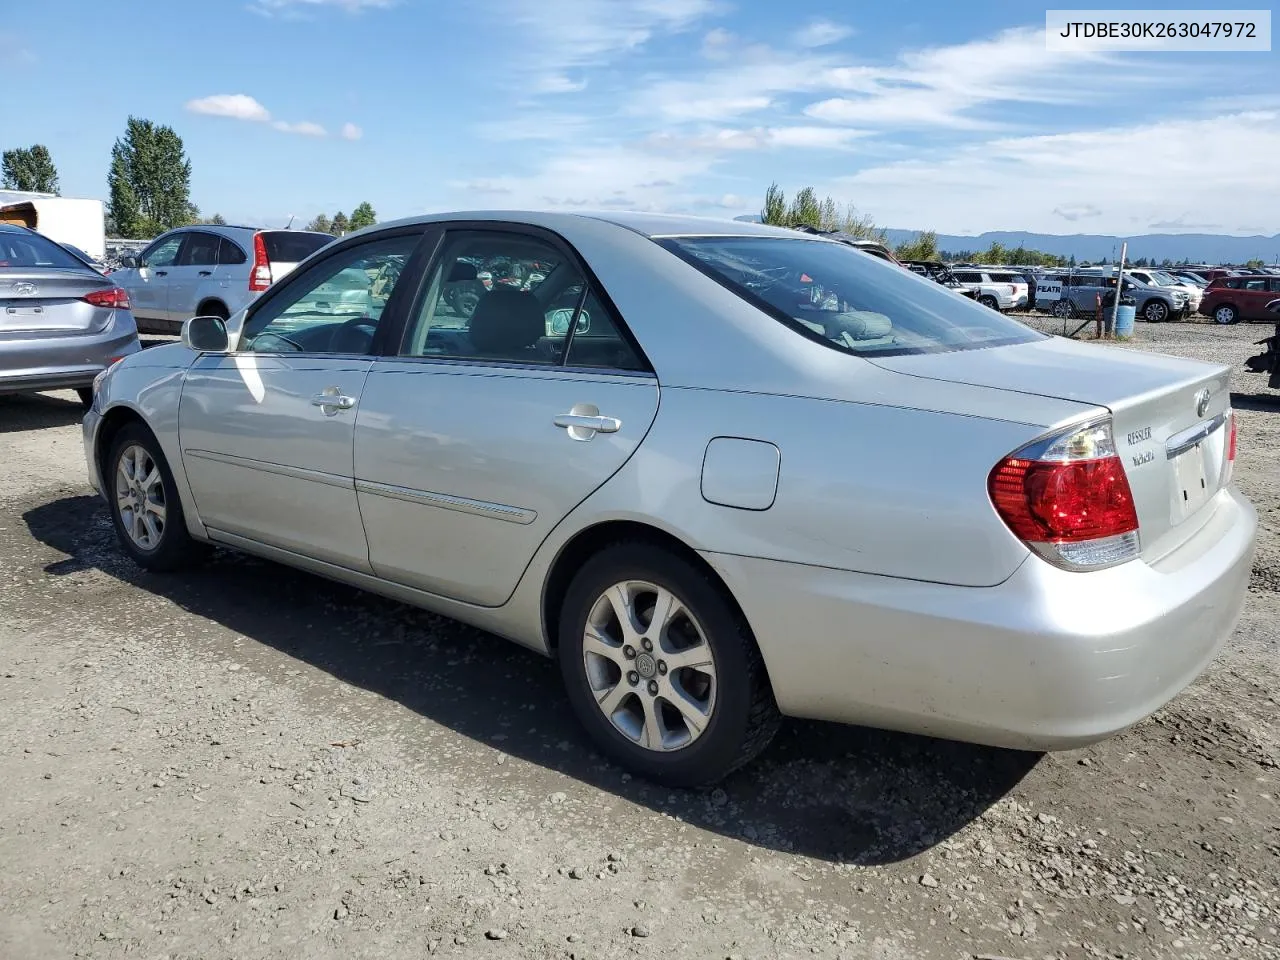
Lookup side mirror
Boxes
[182,315,230,353]
[120,255,139,269]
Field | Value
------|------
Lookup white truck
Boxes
[0,191,106,261]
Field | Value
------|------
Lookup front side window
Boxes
[239,234,419,355]
[659,236,1043,357]
[142,234,183,268]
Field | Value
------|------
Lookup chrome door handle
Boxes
[554,413,621,439]
[311,392,356,413]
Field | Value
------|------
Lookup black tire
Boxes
[557,542,780,787]
[1143,299,1170,323]
[1213,304,1239,326]
[106,422,208,572]
[979,295,1000,311]
[76,387,94,409]
[1052,299,1075,320]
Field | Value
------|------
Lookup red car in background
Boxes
[1198,274,1280,325]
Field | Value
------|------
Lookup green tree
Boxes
[981,241,1008,265]
[1245,258,1264,269]
[761,182,786,225]
[106,117,194,238]
[817,196,840,232]
[349,201,377,230]
[839,203,886,241]
[331,211,350,236]
[207,212,227,225]
[306,213,332,233]
[2,144,60,194]
[786,187,821,229]
[895,230,939,261]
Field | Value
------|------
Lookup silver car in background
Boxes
[112,224,333,335]
[1,224,140,407]
[83,212,1256,786]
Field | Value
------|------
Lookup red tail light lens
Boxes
[82,287,131,310]
[989,419,1140,570]
[249,233,272,292]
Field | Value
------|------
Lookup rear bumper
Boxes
[707,487,1256,751]
[0,327,140,394]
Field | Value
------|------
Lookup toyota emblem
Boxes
[11,281,36,296]
[1194,387,1211,419]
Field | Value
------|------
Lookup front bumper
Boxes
[706,487,1256,751]
[83,406,104,495]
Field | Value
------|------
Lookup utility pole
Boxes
[1110,241,1129,338]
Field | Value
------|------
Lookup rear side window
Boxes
[0,230,89,270]
[260,231,332,265]
[660,236,1043,358]
[179,232,220,267]
[990,272,1020,283]
[217,237,247,265]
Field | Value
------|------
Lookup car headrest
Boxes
[468,287,545,355]
[448,260,478,282]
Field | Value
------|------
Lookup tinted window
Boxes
[240,234,419,355]
[217,237,247,265]
[990,272,1020,283]
[179,232,220,266]
[260,231,332,264]
[660,236,1043,357]
[560,283,647,371]
[403,231,571,365]
[142,234,184,268]
[0,230,88,270]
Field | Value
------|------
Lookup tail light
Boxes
[989,418,1140,571]
[249,233,272,292]
[82,287,131,309]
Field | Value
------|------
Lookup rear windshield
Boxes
[659,236,1043,357]
[261,231,333,264]
[0,231,90,271]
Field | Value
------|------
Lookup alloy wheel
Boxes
[115,444,167,550]
[582,580,717,752]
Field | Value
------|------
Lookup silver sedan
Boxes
[1,224,140,407]
[82,212,1257,786]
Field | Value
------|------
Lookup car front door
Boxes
[178,227,428,571]
[120,233,184,327]
[166,230,221,325]
[353,226,660,606]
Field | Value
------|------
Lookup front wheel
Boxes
[107,423,208,571]
[558,542,780,787]
[1213,304,1239,325]
[1051,299,1074,320]
[1143,299,1170,323]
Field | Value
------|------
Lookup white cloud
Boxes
[185,94,271,122]
[185,93,354,139]
[792,19,852,47]
[646,125,866,151]
[533,73,588,94]
[249,0,395,15]
[828,112,1280,234]
[272,120,328,136]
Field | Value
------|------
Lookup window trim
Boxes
[235,224,436,358]
[388,220,653,376]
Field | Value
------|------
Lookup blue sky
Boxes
[3,1,1277,235]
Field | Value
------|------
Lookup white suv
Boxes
[112,225,333,334]
[950,268,1029,311]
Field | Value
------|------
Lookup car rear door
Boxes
[166,230,221,324]
[353,224,659,607]
[1239,277,1271,319]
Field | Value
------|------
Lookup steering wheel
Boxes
[331,316,379,353]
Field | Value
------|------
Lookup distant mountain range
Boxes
[731,216,1280,264]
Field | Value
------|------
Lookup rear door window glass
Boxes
[178,232,220,266]
[217,237,247,265]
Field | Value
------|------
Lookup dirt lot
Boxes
[1,319,1277,960]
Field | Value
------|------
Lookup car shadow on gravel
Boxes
[24,494,1040,867]
[0,393,85,434]
[1231,390,1280,411]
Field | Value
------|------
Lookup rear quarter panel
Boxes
[575,387,1052,588]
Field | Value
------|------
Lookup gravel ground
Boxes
[1,319,1277,960]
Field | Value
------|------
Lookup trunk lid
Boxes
[0,267,115,334]
[867,336,1234,562]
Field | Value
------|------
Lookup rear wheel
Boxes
[979,295,1000,311]
[558,542,780,787]
[107,423,208,572]
[1213,304,1239,325]
[1052,299,1075,320]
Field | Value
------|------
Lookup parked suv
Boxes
[1198,274,1280,325]
[1044,270,1187,323]
[951,268,1028,311]
[113,225,333,334]
[1126,268,1202,312]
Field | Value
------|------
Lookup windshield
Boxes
[261,231,333,264]
[658,236,1043,357]
[0,231,93,270]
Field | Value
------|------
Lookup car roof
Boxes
[373,209,817,241]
